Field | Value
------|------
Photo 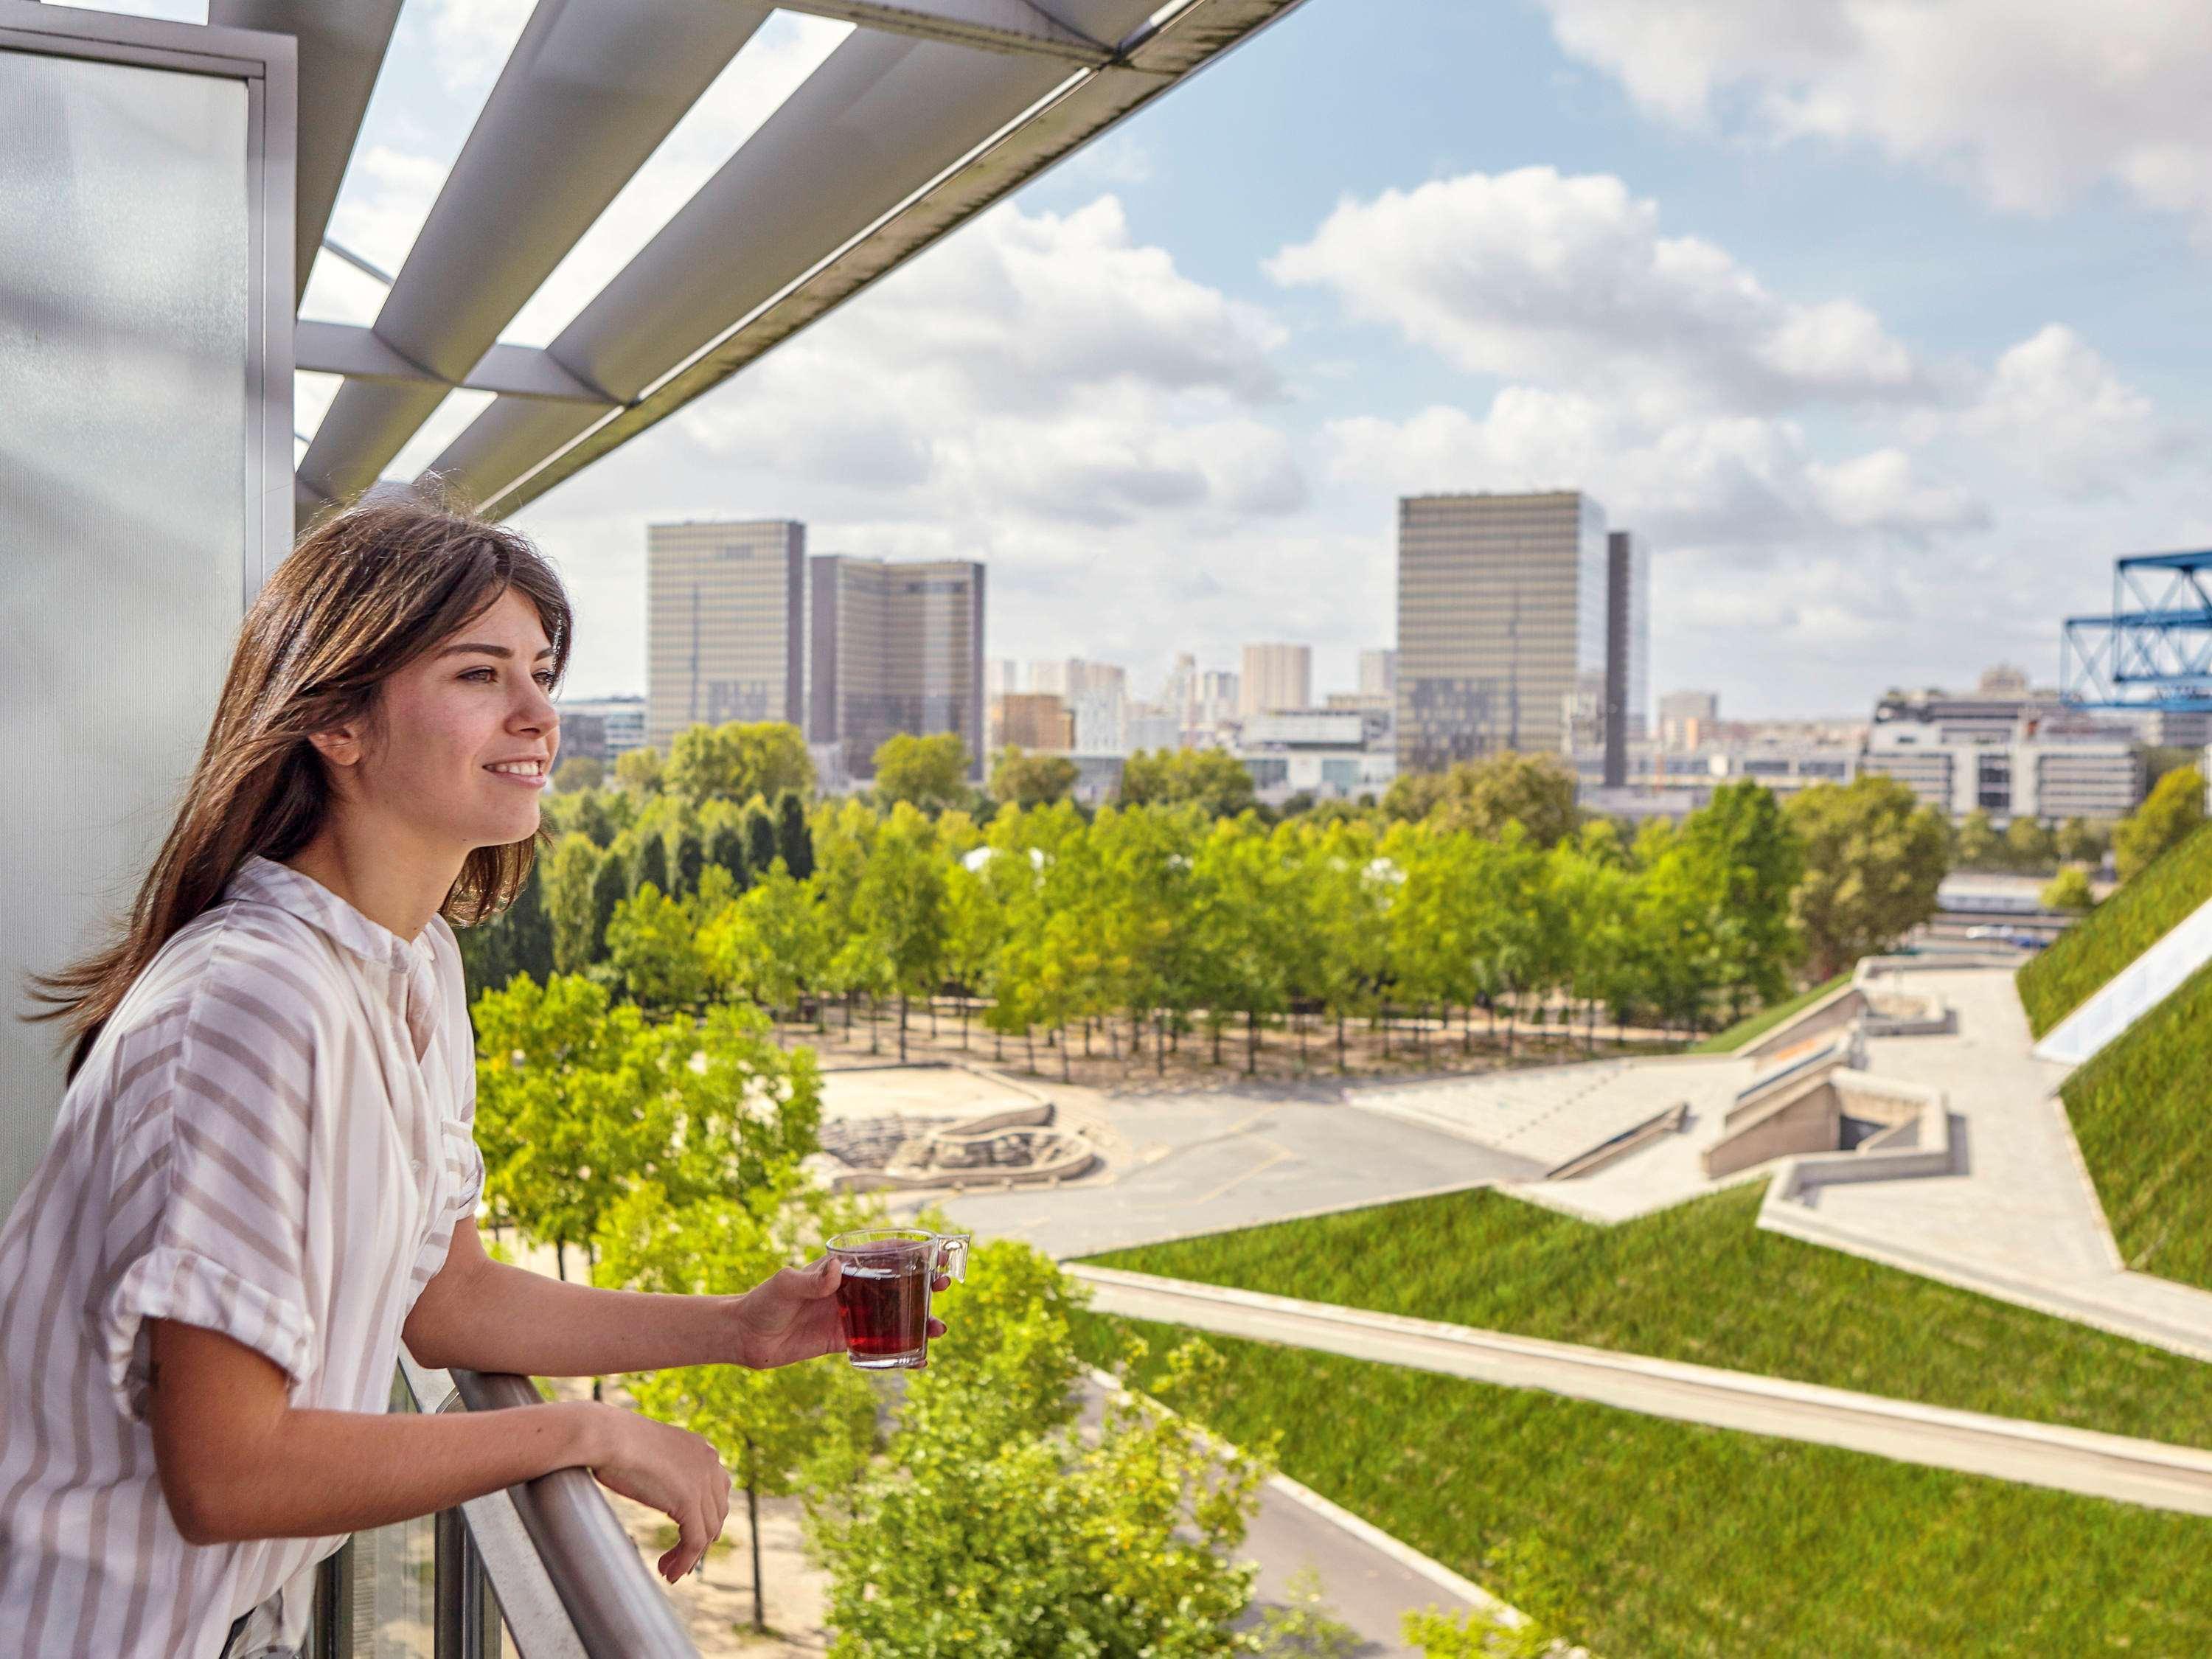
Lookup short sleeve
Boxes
[98,967,321,1419]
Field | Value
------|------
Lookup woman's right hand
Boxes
[574,1402,732,1581]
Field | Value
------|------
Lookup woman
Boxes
[0,498,932,1658]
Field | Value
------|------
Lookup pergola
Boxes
[262,0,1312,524]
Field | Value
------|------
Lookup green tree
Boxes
[745,799,781,880]
[665,720,815,805]
[453,860,554,997]
[706,817,751,891]
[672,825,706,896]
[2115,765,2206,882]
[2042,865,2097,912]
[2003,815,2057,872]
[1386,754,1579,846]
[545,832,604,975]
[613,745,664,796]
[1953,810,2003,870]
[703,862,829,1021]
[1121,747,1257,816]
[1784,776,1950,979]
[811,1242,1266,1659]
[552,754,605,793]
[855,804,950,1062]
[605,883,712,1009]
[777,789,815,881]
[588,847,627,964]
[597,1181,877,1633]
[470,975,819,1278]
[874,732,973,813]
[629,830,670,899]
[2055,817,2109,866]
[990,746,1079,808]
[1674,780,1804,1016]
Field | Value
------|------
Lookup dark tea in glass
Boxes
[826,1228,970,1370]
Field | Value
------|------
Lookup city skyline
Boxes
[420,0,2210,721]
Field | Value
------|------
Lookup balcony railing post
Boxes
[308,1537,354,1659]
[437,1500,504,1658]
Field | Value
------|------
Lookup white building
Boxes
[555,695,648,759]
[1358,648,1398,697]
[1239,643,1312,717]
[1125,700,1183,755]
[1860,718,2142,821]
[1237,709,1394,803]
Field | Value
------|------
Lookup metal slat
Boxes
[297,0,773,507]
[434,0,1312,517]
[209,0,403,304]
[776,0,1112,63]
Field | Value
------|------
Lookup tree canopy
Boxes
[990,745,1079,808]
[873,732,973,813]
[665,720,815,805]
[2115,765,2205,882]
[1784,776,1949,978]
[1121,746,1256,816]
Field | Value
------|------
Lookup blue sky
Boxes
[97,0,2212,717]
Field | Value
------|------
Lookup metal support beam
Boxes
[775,0,1113,64]
[296,320,617,405]
[209,0,403,304]
[437,0,1314,517]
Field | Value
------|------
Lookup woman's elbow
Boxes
[159,1466,253,1546]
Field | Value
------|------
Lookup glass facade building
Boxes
[646,519,807,748]
[1396,491,1609,771]
[809,555,987,779]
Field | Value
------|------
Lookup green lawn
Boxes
[1687,973,1851,1054]
[1077,1314,2212,1659]
[1082,1182,2212,1449]
[2017,822,2212,1037]
[2062,956,2212,1293]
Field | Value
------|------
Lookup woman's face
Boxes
[348,588,561,853]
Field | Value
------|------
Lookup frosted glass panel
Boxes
[0,48,251,1205]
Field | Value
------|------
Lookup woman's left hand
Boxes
[734,1256,950,1369]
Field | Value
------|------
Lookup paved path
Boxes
[1076,1374,1506,1658]
[1761,966,2212,1362]
[902,1088,1542,1260]
[1071,1265,2212,1517]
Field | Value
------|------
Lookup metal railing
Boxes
[301,1360,699,1659]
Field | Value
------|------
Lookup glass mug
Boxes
[826,1228,970,1371]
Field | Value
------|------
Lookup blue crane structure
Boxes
[2061,551,2212,713]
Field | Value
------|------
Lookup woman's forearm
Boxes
[161,1389,602,1545]
[406,1251,747,1379]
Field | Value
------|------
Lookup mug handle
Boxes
[936,1234,970,1284]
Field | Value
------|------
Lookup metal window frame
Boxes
[0,1,295,600]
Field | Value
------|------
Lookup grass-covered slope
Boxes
[1687,973,1851,1054]
[2062,956,2212,1292]
[2017,822,2212,1037]
[1077,1315,2212,1659]
[1082,1182,2212,1448]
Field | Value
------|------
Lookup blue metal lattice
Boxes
[2061,551,2212,713]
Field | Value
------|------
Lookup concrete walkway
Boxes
[908,1087,1542,1261]
[1071,1265,2212,1518]
[1759,966,2212,1363]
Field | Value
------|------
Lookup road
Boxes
[1071,1265,2212,1518]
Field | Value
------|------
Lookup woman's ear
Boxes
[305,723,364,770]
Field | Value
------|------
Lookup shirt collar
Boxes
[227,855,438,975]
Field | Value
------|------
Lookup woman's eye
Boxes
[535,671,557,689]
[461,667,495,683]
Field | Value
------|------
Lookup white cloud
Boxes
[1267,166,1921,411]
[1538,0,2212,230]
[1957,324,2169,493]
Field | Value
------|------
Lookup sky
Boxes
[97,0,2212,716]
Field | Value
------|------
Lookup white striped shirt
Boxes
[0,855,483,1658]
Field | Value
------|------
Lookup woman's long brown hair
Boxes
[29,493,572,1078]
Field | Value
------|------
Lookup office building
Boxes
[647,519,807,748]
[1358,647,1398,697]
[1240,643,1312,717]
[1659,690,1719,751]
[1199,669,1241,726]
[1396,491,1608,771]
[1126,701,1183,756]
[1071,682,1128,754]
[1237,710,1396,803]
[984,658,1023,698]
[991,692,1074,752]
[809,554,987,780]
[1602,530,1651,787]
[554,695,647,762]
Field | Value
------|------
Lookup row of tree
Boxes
[465,772,1954,1068]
